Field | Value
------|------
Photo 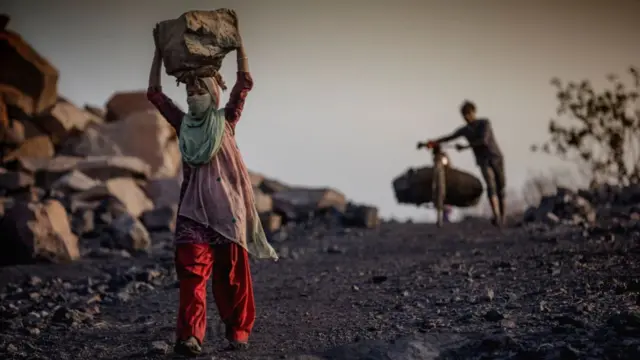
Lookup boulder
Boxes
[0,199,79,266]
[0,170,34,192]
[107,213,151,253]
[69,198,102,215]
[156,9,241,80]
[0,28,59,116]
[13,118,44,142]
[260,177,290,195]
[260,212,282,233]
[523,188,596,225]
[1,117,44,148]
[73,177,153,218]
[6,155,77,174]
[76,156,151,181]
[342,203,380,229]
[11,186,43,203]
[6,155,150,189]
[20,118,44,138]
[144,177,181,207]
[272,187,347,220]
[254,188,273,213]
[71,209,95,237]
[50,170,100,193]
[2,135,54,162]
[140,205,177,233]
[60,110,180,178]
[105,91,156,122]
[0,116,24,146]
[248,171,264,187]
[32,98,102,144]
[93,197,129,226]
[83,104,106,119]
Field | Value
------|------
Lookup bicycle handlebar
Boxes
[416,142,461,151]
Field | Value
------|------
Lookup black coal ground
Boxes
[1,220,639,360]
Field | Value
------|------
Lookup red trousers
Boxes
[175,242,255,344]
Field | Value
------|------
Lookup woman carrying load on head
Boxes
[147,22,278,357]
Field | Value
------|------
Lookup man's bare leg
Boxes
[489,195,502,227]
[498,196,506,225]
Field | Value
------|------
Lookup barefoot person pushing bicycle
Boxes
[421,101,506,227]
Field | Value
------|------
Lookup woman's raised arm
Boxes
[147,25,185,133]
[224,45,254,126]
[148,50,163,90]
[236,43,249,73]
[148,26,162,90]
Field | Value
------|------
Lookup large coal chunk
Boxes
[392,166,483,208]
[157,9,241,80]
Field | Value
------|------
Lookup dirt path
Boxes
[1,220,639,359]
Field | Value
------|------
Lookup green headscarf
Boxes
[179,77,225,166]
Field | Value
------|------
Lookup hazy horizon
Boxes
[3,0,639,220]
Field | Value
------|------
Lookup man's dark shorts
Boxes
[479,157,505,198]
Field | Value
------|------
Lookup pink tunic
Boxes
[147,72,278,260]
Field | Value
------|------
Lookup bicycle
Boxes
[415,141,462,227]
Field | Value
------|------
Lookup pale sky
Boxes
[3,0,640,220]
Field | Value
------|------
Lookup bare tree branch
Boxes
[532,66,640,186]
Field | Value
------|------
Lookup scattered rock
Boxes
[248,171,264,187]
[254,187,273,213]
[74,156,151,181]
[143,177,180,207]
[371,275,388,284]
[104,91,156,122]
[0,170,34,192]
[342,203,380,229]
[140,205,177,233]
[0,26,59,117]
[50,170,100,193]
[9,155,151,188]
[524,188,597,226]
[272,187,347,221]
[73,177,153,218]
[71,209,94,236]
[33,98,101,144]
[108,213,151,254]
[83,104,106,119]
[3,135,55,161]
[484,309,505,322]
[259,177,290,194]
[6,344,18,354]
[60,110,180,178]
[261,212,283,233]
[149,340,170,354]
[0,199,79,265]
[0,118,26,146]
[52,306,92,326]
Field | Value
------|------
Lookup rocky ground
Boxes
[1,216,639,360]
[3,14,640,360]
